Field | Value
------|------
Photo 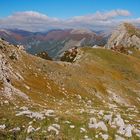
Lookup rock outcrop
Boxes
[60,47,78,62]
[36,51,52,60]
[106,23,140,49]
[0,38,29,100]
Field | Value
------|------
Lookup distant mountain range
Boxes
[0,28,110,59]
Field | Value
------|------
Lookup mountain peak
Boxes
[106,23,140,49]
[70,29,94,34]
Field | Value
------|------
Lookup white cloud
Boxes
[0,10,138,32]
[69,10,131,22]
[0,11,61,31]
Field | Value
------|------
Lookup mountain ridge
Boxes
[106,23,140,49]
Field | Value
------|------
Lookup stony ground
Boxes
[0,39,140,139]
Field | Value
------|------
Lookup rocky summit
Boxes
[0,23,140,139]
[106,23,140,49]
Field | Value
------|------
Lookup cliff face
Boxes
[106,23,140,49]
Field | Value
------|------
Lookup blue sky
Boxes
[0,0,140,31]
[0,0,140,19]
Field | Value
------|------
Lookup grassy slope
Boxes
[0,44,140,139]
